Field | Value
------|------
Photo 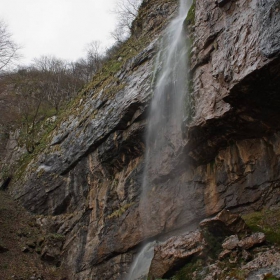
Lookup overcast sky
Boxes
[0,0,117,66]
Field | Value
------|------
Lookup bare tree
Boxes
[67,42,104,83]
[111,26,128,44]
[33,56,84,112]
[0,20,20,73]
[0,60,84,152]
[71,58,90,82]
[111,0,142,42]
[86,41,103,72]
[33,55,65,73]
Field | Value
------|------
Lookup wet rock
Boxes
[148,231,205,279]
[238,232,266,250]
[222,235,239,250]
[258,0,280,58]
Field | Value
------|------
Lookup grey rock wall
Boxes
[7,0,280,279]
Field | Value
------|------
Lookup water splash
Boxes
[126,242,156,280]
[127,0,193,279]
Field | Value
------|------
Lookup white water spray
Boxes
[126,0,193,279]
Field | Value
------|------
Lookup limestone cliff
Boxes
[2,0,280,279]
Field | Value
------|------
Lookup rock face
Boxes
[188,0,280,165]
[3,0,280,279]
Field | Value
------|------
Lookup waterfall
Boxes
[126,0,193,279]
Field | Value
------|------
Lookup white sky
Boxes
[0,0,117,65]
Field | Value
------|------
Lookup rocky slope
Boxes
[1,0,280,279]
[0,190,67,280]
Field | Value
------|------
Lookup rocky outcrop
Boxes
[148,231,205,279]
[188,0,280,164]
[244,249,280,280]
[3,0,280,279]
[219,232,266,262]
[199,209,249,235]
[238,232,266,250]
[0,190,67,279]
[148,210,273,279]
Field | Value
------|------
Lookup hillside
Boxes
[0,190,67,279]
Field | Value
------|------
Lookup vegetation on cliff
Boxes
[152,208,280,280]
[0,0,177,188]
[2,0,280,279]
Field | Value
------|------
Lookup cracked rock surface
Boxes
[3,0,280,279]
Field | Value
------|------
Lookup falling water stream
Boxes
[126,0,193,279]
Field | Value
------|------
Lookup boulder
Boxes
[148,230,205,279]
[40,234,65,265]
[200,209,249,237]
[238,232,266,250]
[222,235,239,250]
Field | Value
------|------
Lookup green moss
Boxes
[209,160,216,173]
[171,259,205,280]
[264,274,280,280]
[151,208,280,280]
[103,82,126,99]
[0,264,8,269]
[184,2,195,125]
[14,152,34,181]
[108,202,134,219]
[242,208,280,245]
[185,0,196,26]
[184,77,194,125]
[13,117,57,182]
[202,228,223,258]
[47,233,66,242]
[82,35,148,100]
[0,166,11,181]
[227,268,246,280]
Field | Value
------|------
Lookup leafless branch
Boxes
[0,20,20,73]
